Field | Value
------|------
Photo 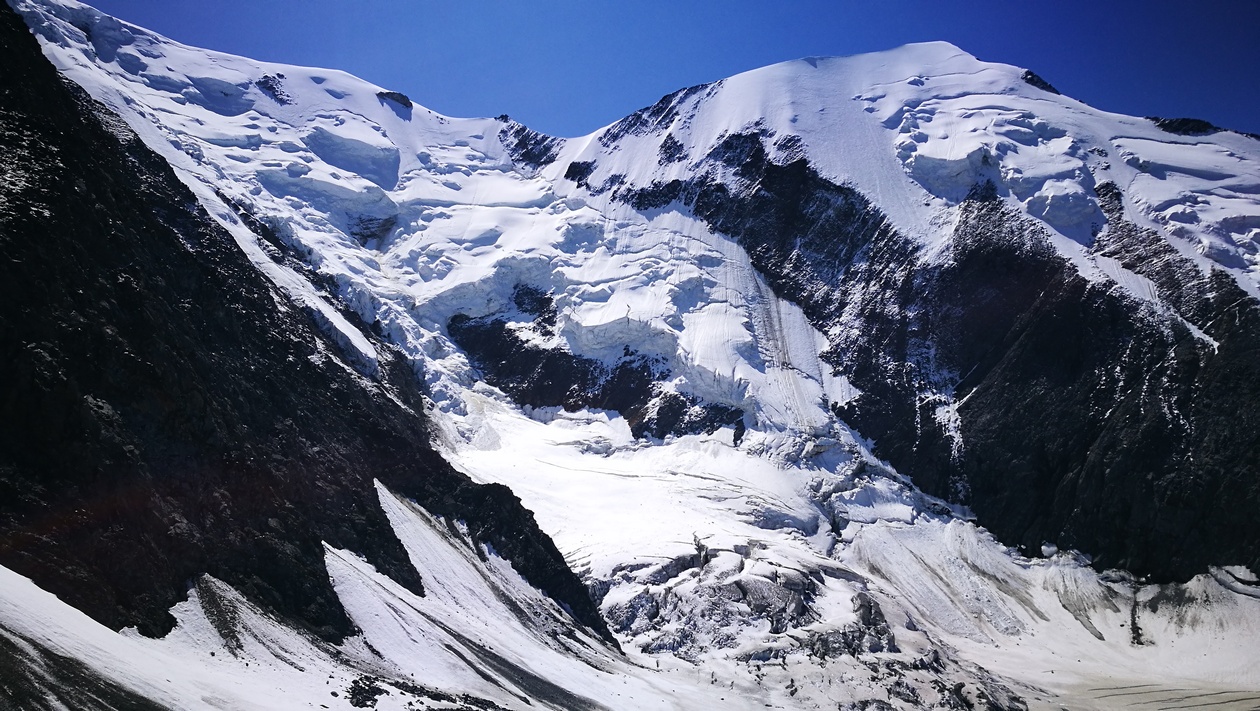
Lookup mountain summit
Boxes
[3,0,1260,709]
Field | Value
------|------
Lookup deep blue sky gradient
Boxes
[85,0,1260,138]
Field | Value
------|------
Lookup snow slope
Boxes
[551,43,1260,312]
[7,0,1260,708]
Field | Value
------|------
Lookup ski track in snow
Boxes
[5,0,1260,708]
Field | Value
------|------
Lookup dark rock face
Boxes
[499,120,562,169]
[931,192,1202,575]
[564,160,596,186]
[0,3,610,646]
[657,133,688,165]
[255,73,291,105]
[616,131,1260,580]
[375,90,413,109]
[448,286,744,441]
[1020,69,1061,95]
[599,82,719,146]
[1147,116,1260,141]
[1147,116,1223,136]
[914,185,1260,580]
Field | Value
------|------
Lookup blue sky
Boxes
[87,0,1259,138]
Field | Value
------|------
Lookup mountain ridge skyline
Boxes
[80,0,1260,138]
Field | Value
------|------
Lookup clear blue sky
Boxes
[85,0,1260,138]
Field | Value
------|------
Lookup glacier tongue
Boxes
[9,0,1260,708]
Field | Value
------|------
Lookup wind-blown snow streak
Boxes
[8,0,1260,708]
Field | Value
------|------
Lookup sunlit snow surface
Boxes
[7,0,1260,708]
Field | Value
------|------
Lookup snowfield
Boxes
[6,0,1260,708]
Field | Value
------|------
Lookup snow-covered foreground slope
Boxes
[5,481,1260,710]
[8,0,1260,708]
[0,481,746,711]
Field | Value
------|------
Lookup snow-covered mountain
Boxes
[4,0,1260,709]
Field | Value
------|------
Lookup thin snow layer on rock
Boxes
[11,1,1260,708]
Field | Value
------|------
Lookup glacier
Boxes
[4,0,1260,709]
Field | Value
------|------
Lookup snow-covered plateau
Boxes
[4,0,1260,709]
